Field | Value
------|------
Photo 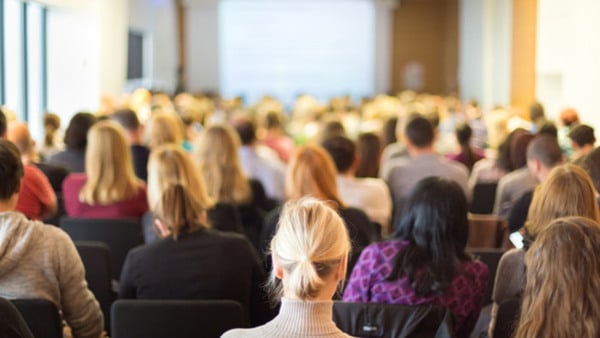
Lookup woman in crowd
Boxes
[448,122,484,173]
[62,121,148,218]
[343,177,488,337]
[490,164,600,335]
[260,144,374,272]
[354,132,382,178]
[223,197,352,337]
[193,124,272,248]
[48,112,96,173]
[515,216,600,338]
[119,183,270,326]
[144,112,184,150]
[143,144,243,243]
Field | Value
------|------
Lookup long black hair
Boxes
[386,177,470,296]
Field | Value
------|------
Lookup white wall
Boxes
[536,0,600,130]
[459,0,512,110]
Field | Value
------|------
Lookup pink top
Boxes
[62,173,149,219]
[16,164,57,220]
[263,135,295,163]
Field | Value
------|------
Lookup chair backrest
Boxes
[332,301,454,338]
[467,214,509,249]
[60,217,144,280]
[11,299,62,338]
[469,182,498,214]
[0,298,34,338]
[75,240,114,333]
[492,298,521,338]
[467,248,506,306]
[111,299,244,338]
[43,193,65,227]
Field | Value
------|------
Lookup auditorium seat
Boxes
[467,214,509,249]
[111,299,244,338]
[11,298,62,338]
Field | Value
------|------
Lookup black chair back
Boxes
[59,217,143,280]
[470,182,498,214]
[111,299,244,338]
[332,301,454,338]
[11,299,62,338]
[493,298,521,338]
[75,240,114,333]
[0,298,34,338]
[468,248,506,306]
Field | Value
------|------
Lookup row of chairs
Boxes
[5,298,456,338]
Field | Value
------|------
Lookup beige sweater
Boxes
[222,298,353,338]
[0,211,104,338]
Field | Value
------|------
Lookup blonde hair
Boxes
[525,164,600,238]
[515,216,600,338]
[285,144,344,207]
[192,124,251,204]
[80,121,140,205]
[144,112,184,149]
[147,144,214,212]
[270,197,351,300]
[153,184,208,239]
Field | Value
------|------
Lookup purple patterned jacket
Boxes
[342,240,488,337]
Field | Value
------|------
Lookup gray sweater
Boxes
[222,298,353,338]
[0,211,104,338]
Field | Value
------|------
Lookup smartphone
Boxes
[509,231,524,249]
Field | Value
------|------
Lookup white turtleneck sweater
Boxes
[222,298,353,338]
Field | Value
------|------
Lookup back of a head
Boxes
[529,102,545,122]
[264,111,283,130]
[537,121,558,138]
[231,115,256,145]
[153,183,209,239]
[405,115,434,148]
[580,147,600,192]
[111,109,141,132]
[0,108,7,138]
[455,122,473,147]
[145,112,183,149]
[0,140,24,200]
[526,164,600,238]
[509,130,534,169]
[559,108,580,127]
[355,132,382,178]
[568,124,596,147]
[270,197,351,300]
[64,112,97,151]
[6,122,34,155]
[321,136,356,174]
[147,144,214,211]
[517,216,600,338]
[526,134,563,168]
[390,176,469,295]
[285,144,342,206]
[319,119,346,142]
[80,121,137,205]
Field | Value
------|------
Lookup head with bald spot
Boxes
[6,122,36,161]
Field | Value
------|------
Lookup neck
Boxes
[408,145,435,157]
[0,199,16,213]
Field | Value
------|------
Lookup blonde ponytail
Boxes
[269,197,351,301]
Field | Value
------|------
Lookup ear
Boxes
[334,256,348,281]
[154,219,171,238]
[272,255,284,279]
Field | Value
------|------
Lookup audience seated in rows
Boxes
[382,115,469,221]
[48,112,96,173]
[506,135,564,232]
[231,115,286,203]
[62,121,149,219]
[111,109,150,181]
[343,177,488,337]
[321,135,392,234]
[489,164,600,336]
[514,217,600,338]
[0,139,103,337]
[223,197,352,337]
[119,184,271,327]
[143,144,243,243]
[6,122,57,221]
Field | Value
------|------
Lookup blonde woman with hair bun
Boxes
[62,120,148,218]
[223,197,353,338]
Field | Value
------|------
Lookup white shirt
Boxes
[238,145,287,202]
[336,175,392,235]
